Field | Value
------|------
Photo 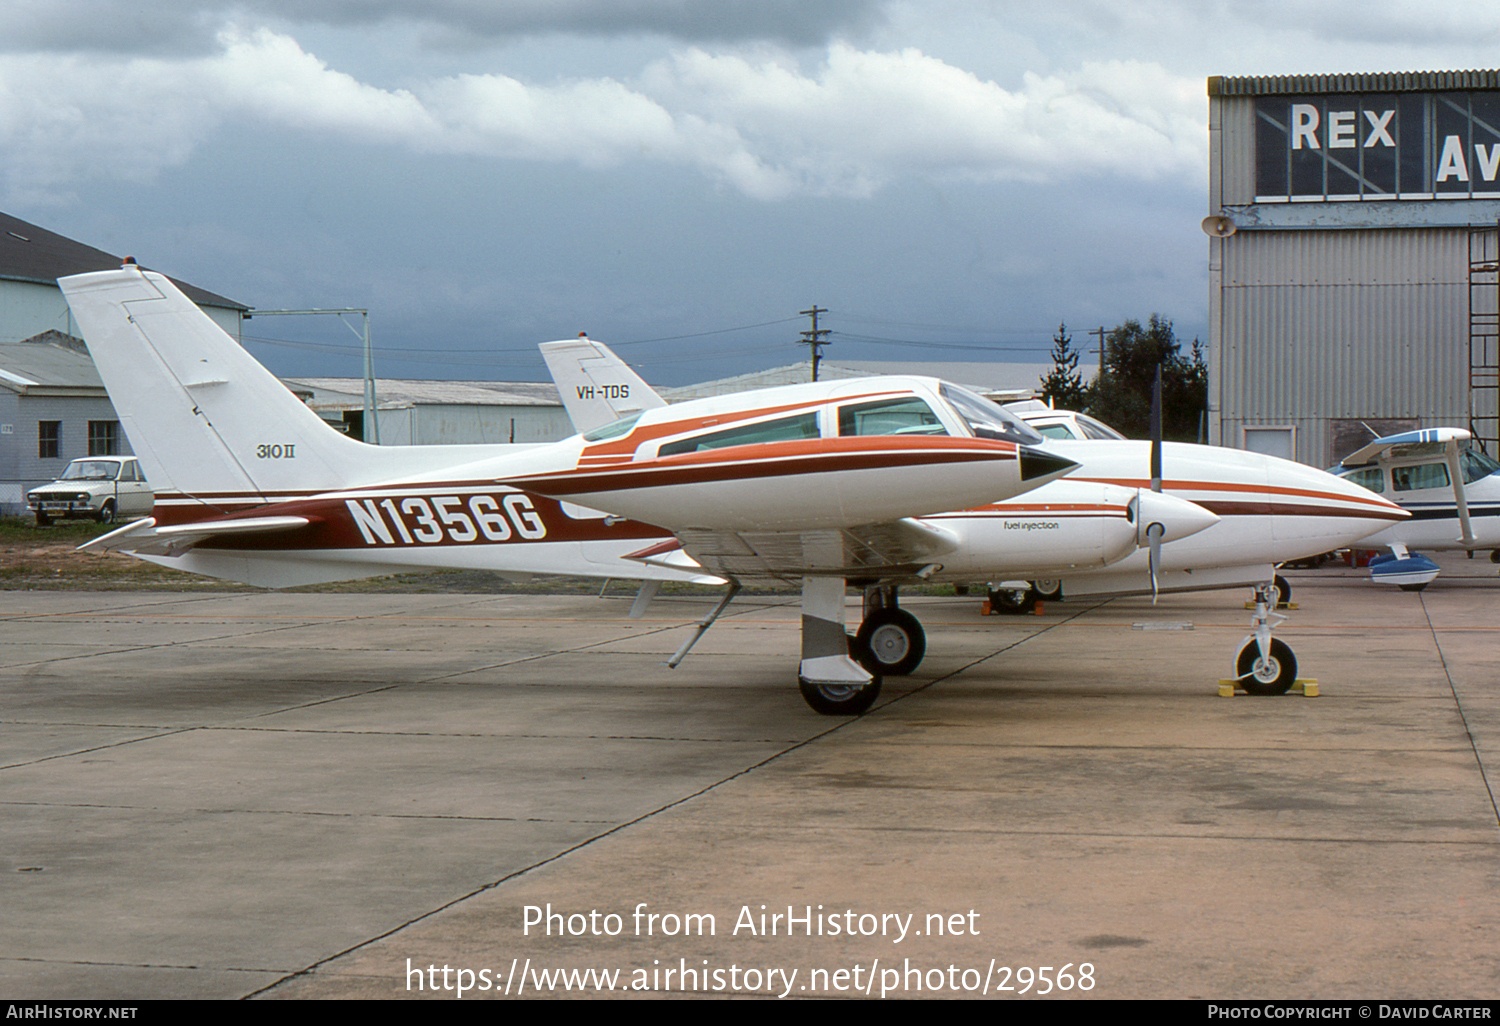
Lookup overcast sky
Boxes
[5,1,1500,385]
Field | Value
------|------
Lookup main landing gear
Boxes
[848,585,928,678]
[798,577,884,715]
[1234,580,1298,695]
[801,583,935,714]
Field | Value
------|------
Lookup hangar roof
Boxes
[283,377,563,410]
[0,338,104,396]
[1210,69,1500,96]
[0,211,245,311]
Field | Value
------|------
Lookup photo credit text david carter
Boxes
[402,903,1099,997]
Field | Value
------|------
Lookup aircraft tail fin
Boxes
[59,264,389,504]
[539,336,667,434]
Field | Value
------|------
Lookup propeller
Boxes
[1147,365,1164,603]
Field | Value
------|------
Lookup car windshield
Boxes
[939,383,1044,445]
[60,461,119,481]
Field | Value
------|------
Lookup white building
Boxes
[0,213,248,514]
[1208,70,1500,464]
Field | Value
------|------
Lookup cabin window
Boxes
[837,397,947,437]
[1391,463,1450,492]
[1341,466,1385,493]
[658,412,820,456]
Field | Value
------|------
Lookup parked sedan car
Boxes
[26,456,153,525]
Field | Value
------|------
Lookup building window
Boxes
[38,421,60,459]
[88,420,120,456]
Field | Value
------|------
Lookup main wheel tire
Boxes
[1398,581,1430,593]
[96,500,116,524]
[987,586,1037,616]
[1273,574,1291,607]
[854,608,926,676]
[1031,579,1063,601]
[799,674,882,716]
[1236,638,1297,696]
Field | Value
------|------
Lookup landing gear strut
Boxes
[798,577,882,715]
[1234,581,1297,695]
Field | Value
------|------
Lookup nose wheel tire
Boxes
[1236,638,1297,696]
[799,675,882,716]
[854,608,926,676]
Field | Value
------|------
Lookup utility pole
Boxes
[1090,326,1107,381]
[247,307,377,443]
[800,305,830,381]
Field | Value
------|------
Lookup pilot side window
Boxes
[658,413,820,456]
[1391,463,1450,492]
[1341,467,1384,493]
[837,397,947,437]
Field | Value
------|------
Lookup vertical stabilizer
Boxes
[539,336,667,434]
[59,265,386,501]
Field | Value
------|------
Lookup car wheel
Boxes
[97,500,117,524]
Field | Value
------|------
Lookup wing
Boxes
[1339,427,1471,467]
[627,519,960,583]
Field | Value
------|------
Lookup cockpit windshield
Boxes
[581,411,643,442]
[939,384,1045,446]
[1462,447,1500,484]
[60,461,120,481]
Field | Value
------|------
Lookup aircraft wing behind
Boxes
[660,519,960,582]
[1340,427,1472,467]
[540,336,668,434]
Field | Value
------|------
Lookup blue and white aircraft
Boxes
[1331,427,1500,590]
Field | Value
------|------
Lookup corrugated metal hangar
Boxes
[1208,70,1500,466]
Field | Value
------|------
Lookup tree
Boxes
[1038,322,1088,411]
[1085,314,1207,442]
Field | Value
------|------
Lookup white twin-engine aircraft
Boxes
[60,264,1405,714]
[63,263,1090,714]
[542,338,1412,699]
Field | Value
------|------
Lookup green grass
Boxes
[0,515,113,544]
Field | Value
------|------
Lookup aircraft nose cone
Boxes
[1135,490,1220,544]
[1020,447,1079,483]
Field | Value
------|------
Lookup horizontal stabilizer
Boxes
[79,515,310,557]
